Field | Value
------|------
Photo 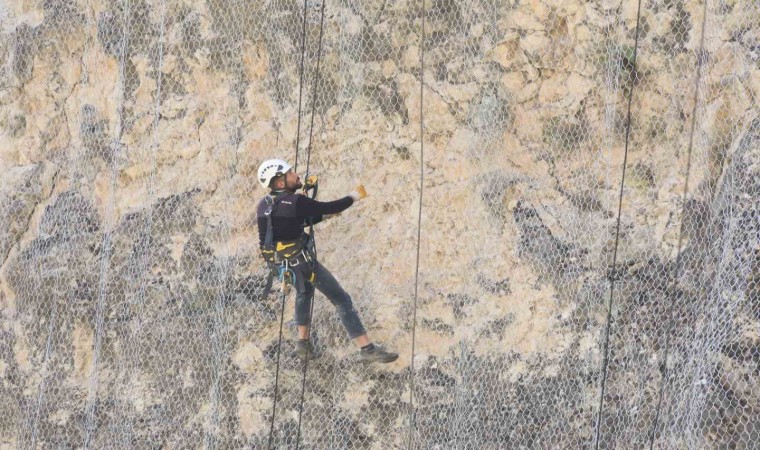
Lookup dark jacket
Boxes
[256,191,355,248]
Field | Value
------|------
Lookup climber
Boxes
[256,158,398,364]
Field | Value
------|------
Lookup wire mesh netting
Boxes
[0,0,758,448]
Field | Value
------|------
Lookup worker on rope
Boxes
[256,159,398,364]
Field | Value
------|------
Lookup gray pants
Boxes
[292,260,366,339]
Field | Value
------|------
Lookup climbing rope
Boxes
[407,0,426,448]
[292,0,311,174]
[647,0,709,446]
[267,0,311,447]
[593,0,644,447]
[266,264,293,450]
[294,1,328,446]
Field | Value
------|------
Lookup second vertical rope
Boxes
[407,0,426,448]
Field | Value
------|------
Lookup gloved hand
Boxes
[349,184,367,202]
[304,175,318,190]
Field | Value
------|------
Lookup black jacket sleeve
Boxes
[257,217,267,248]
[295,195,354,217]
[302,215,324,227]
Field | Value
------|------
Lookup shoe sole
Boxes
[294,351,321,361]
[361,354,399,364]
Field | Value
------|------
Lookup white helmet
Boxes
[257,158,292,189]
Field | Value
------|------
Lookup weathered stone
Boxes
[1,0,758,447]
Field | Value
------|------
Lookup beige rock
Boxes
[0,85,21,106]
[123,113,154,149]
[566,72,592,103]
[13,329,31,372]
[507,10,545,31]
[550,0,582,17]
[1,1,758,445]
[519,33,551,56]
[507,360,529,383]
[48,408,71,426]
[342,381,372,413]
[404,81,455,136]
[599,0,622,11]
[583,3,615,30]
[501,71,525,93]
[749,70,760,105]
[237,383,267,437]
[538,72,568,104]
[513,107,543,141]
[638,52,670,77]
[242,42,269,81]
[490,38,520,69]
[438,81,478,105]
[344,11,363,36]
[0,135,20,168]
[516,81,539,103]
[724,1,760,42]
[73,322,94,382]
[232,341,264,374]
[650,11,674,39]
[623,0,644,30]
[574,24,593,43]
[403,45,419,69]
[531,0,556,20]
[59,54,83,89]
[382,60,398,78]
[471,23,484,38]
[8,1,44,27]
[638,86,669,118]
[120,162,153,183]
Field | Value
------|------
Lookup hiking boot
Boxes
[294,339,320,361]
[359,344,398,364]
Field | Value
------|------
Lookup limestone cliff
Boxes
[1,0,758,448]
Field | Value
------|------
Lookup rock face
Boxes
[0,0,758,448]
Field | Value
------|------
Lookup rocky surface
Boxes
[1,0,758,448]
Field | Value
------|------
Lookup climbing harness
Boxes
[260,190,318,271]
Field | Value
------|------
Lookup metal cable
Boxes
[593,0,644,447]
[267,266,292,449]
[292,0,311,173]
[407,0,426,448]
[295,0,328,447]
[267,0,312,446]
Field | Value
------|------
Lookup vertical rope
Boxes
[593,0,644,447]
[266,276,289,450]
[647,0,709,446]
[267,0,312,447]
[295,0,327,447]
[407,0,426,448]
[292,0,311,173]
[301,0,326,183]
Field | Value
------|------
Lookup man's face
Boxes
[279,169,302,191]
